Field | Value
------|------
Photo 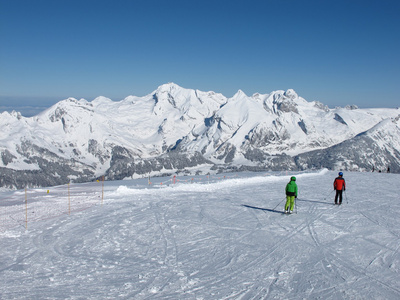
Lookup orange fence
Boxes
[0,180,104,232]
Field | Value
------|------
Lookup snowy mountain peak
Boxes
[1,110,23,120]
[284,89,298,99]
[365,115,400,134]
[92,96,113,104]
[155,82,184,94]
[232,89,248,100]
[55,97,92,109]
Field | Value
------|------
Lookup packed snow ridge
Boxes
[1,82,400,189]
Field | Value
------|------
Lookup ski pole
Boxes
[272,197,286,211]
[295,198,298,214]
[323,190,334,200]
[344,190,348,204]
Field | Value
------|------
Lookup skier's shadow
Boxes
[242,204,285,215]
[296,198,335,206]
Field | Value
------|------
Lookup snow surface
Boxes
[1,170,399,299]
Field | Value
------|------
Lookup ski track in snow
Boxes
[0,170,399,299]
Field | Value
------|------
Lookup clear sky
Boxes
[1,0,399,116]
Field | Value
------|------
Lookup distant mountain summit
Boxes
[1,83,399,189]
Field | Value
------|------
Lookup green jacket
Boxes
[285,179,298,197]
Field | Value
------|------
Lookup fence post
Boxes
[102,176,104,206]
[68,182,71,215]
[25,188,28,230]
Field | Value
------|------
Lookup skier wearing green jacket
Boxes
[285,176,298,214]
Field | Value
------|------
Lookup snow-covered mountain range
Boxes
[1,83,399,189]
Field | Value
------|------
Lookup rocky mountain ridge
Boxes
[1,83,399,189]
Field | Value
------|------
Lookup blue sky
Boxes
[1,0,399,116]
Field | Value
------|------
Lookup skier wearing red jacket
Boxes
[334,172,346,205]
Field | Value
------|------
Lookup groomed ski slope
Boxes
[0,170,399,299]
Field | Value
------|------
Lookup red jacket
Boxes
[334,177,346,191]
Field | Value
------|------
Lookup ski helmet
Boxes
[291,176,296,181]
[338,172,343,176]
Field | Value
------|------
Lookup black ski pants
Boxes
[335,190,343,204]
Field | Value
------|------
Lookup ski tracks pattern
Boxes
[282,200,400,299]
[1,173,400,299]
